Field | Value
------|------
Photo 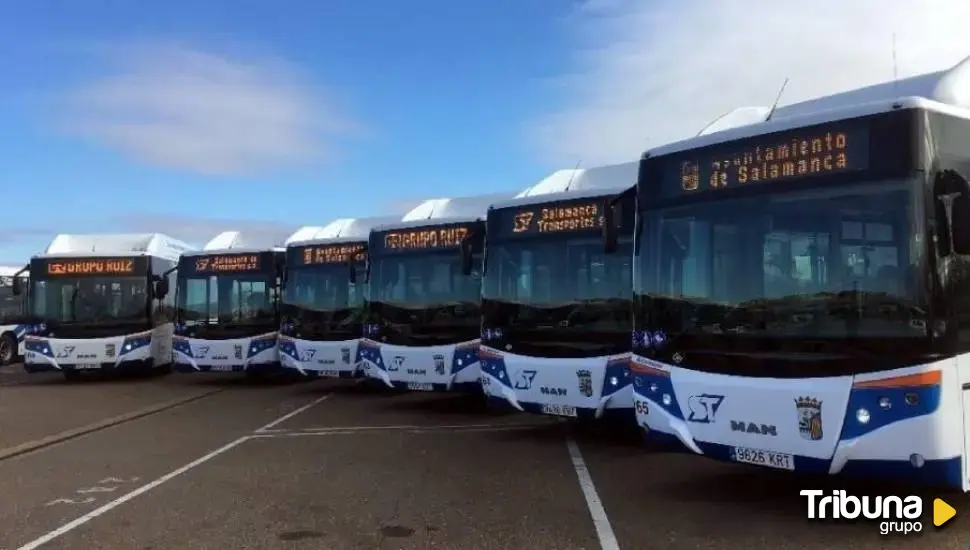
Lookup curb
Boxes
[0,388,225,461]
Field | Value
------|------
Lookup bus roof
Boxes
[489,161,639,211]
[649,54,970,158]
[181,231,285,257]
[375,191,518,233]
[284,216,403,247]
[34,233,195,262]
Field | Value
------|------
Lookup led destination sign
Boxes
[298,243,367,265]
[46,258,136,276]
[193,254,261,273]
[383,225,471,251]
[671,123,870,195]
[511,201,602,235]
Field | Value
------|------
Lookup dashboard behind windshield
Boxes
[30,276,149,323]
[634,180,932,375]
[482,235,631,358]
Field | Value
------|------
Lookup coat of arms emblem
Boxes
[795,396,823,441]
[577,369,594,397]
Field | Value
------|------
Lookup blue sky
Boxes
[1,0,967,264]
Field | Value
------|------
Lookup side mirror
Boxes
[348,258,357,284]
[460,238,474,276]
[11,277,22,296]
[934,169,970,255]
[602,201,618,254]
[154,278,170,300]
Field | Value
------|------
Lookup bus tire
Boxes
[0,333,16,366]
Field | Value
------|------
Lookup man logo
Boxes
[730,420,778,436]
[513,369,537,390]
[433,354,446,375]
[196,346,210,359]
[390,355,405,372]
[56,346,75,359]
[796,396,823,441]
[687,394,725,424]
[577,369,593,397]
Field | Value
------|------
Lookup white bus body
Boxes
[0,266,30,365]
[359,193,514,392]
[480,163,638,420]
[632,55,970,490]
[173,231,285,375]
[22,233,194,379]
[279,217,400,378]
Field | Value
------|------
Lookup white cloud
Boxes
[62,43,358,176]
[531,0,970,166]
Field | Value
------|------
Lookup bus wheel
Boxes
[0,333,16,366]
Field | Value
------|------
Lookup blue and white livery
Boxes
[480,164,637,419]
[632,54,970,490]
[173,231,285,376]
[278,216,401,378]
[360,193,513,392]
[20,233,193,379]
[0,266,31,366]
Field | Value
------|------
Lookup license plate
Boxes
[541,404,578,417]
[75,363,99,370]
[320,370,340,377]
[210,365,234,372]
[406,382,434,391]
[732,446,795,470]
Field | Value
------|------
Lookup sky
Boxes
[1,0,969,264]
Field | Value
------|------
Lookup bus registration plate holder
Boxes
[541,404,577,417]
[75,363,99,370]
[731,446,794,470]
[407,382,434,391]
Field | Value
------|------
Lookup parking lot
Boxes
[0,364,967,549]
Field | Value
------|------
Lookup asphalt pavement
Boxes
[0,364,967,549]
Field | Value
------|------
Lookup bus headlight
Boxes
[856,408,871,424]
[662,393,672,406]
[877,396,891,410]
[609,376,618,386]
[649,382,658,392]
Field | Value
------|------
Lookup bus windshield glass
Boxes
[635,180,927,348]
[176,273,275,325]
[30,277,148,323]
[483,236,632,357]
[284,266,366,312]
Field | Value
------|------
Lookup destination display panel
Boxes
[646,118,892,201]
[180,251,275,275]
[289,242,367,267]
[33,257,148,278]
[372,222,480,254]
[488,194,635,240]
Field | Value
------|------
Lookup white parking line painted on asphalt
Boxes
[15,393,332,550]
[249,422,549,438]
[567,437,620,550]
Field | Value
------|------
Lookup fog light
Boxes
[877,396,891,410]
[610,376,618,386]
[910,453,925,468]
[856,408,870,424]
[649,382,658,392]
[904,392,919,406]
[662,393,672,406]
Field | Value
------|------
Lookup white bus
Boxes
[172,231,285,377]
[19,233,194,379]
[359,193,515,392]
[0,266,30,365]
[631,55,970,489]
[278,217,399,378]
[480,163,637,419]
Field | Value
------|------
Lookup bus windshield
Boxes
[368,250,482,345]
[635,180,927,349]
[482,235,632,357]
[284,266,366,312]
[30,276,148,323]
[176,273,275,325]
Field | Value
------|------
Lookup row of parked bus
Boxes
[7,57,970,491]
